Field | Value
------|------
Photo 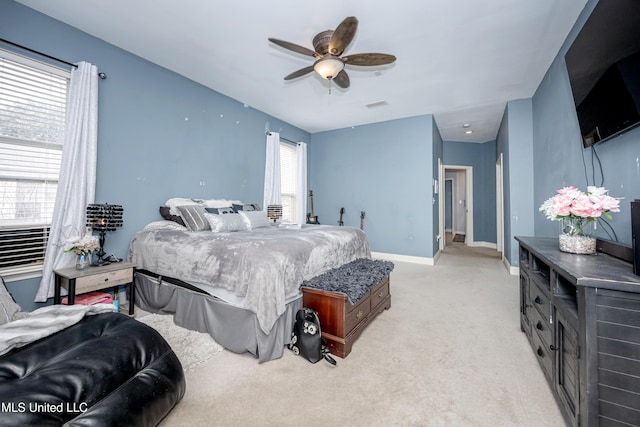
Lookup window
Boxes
[279,142,297,222]
[0,49,69,278]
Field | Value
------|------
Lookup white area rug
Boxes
[138,314,223,371]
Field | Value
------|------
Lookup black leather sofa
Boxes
[0,312,185,426]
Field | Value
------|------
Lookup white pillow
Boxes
[239,210,271,230]
[143,220,187,231]
[203,199,244,209]
[165,198,201,215]
[205,213,247,232]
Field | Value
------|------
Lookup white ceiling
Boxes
[16,0,586,142]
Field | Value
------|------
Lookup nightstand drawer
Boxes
[73,267,133,293]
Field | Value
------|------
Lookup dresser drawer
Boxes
[529,302,553,348]
[529,280,551,321]
[531,325,553,381]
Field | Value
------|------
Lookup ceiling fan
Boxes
[268,16,396,89]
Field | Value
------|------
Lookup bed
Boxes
[128,204,371,362]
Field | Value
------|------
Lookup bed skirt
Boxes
[135,271,302,363]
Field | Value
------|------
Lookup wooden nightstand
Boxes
[54,262,136,315]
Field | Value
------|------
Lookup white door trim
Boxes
[496,153,504,258]
[438,158,445,251]
[441,165,474,246]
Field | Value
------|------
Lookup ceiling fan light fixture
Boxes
[314,56,344,80]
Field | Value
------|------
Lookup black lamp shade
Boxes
[86,204,123,230]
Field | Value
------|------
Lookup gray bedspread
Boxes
[128,224,370,334]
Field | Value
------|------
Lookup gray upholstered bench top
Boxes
[301,258,394,305]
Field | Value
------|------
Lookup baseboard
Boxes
[503,257,519,276]
[467,241,497,249]
[433,249,442,264]
[372,252,434,266]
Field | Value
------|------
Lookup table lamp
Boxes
[86,203,123,266]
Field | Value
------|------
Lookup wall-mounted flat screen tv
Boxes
[565,0,640,148]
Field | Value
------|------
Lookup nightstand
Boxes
[54,262,136,315]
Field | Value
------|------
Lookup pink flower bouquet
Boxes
[539,186,621,236]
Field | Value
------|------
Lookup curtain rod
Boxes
[266,132,299,145]
[0,38,107,79]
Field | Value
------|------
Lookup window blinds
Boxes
[279,142,297,222]
[0,51,68,273]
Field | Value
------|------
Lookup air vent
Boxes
[365,100,388,109]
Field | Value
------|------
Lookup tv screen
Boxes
[565,0,640,148]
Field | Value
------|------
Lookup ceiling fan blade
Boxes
[342,53,397,66]
[333,70,350,88]
[268,38,317,57]
[284,65,315,80]
[328,16,358,56]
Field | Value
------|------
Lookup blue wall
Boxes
[498,99,535,266]
[443,140,497,245]
[1,1,310,310]
[531,0,640,245]
[309,115,437,259]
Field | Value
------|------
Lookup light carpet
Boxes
[159,242,566,427]
[137,313,223,371]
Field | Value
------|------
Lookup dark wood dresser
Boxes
[516,236,640,427]
[302,274,391,358]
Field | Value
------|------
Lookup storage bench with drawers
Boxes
[301,260,392,358]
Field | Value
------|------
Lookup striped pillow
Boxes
[176,205,211,231]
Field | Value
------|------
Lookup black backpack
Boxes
[289,308,336,365]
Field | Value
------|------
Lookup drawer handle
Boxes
[536,321,544,331]
[534,296,542,304]
[549,345,557,351]
[537,347,544,357]
[356,310,363,319]
[104,278,109,282]
[378,292,384,298]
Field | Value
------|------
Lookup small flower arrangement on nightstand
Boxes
[64,235,100,269]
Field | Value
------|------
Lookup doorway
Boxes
[440,165,473,248]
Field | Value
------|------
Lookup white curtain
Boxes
[263,132,281,209]
[36,62,98,302]
[295,142,308,225]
